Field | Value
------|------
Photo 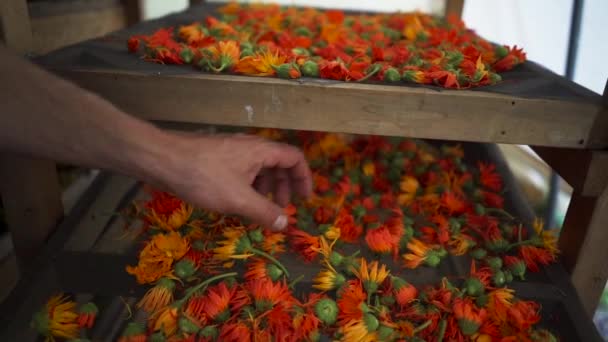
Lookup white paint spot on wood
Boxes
[245,105,254,123]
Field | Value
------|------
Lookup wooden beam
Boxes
[189,0,205,6]
[0,0,33,53]
[0,156,63,268]
[1,0,64,270]
[55,69,604,149]
[123,0,141,26]
[567,184,608,316]
[444,0,465,18]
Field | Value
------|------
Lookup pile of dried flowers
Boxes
[126,3,526,89]
[33,130,560,341]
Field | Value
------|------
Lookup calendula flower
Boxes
[340,316,379,342]
[313,268,346,291]
[453,298,487,336]
[261,231,286,255]
[478,162,502,192]
[351,258,390,294]
[324,225,342,241]
[149,305,178,337]
[289,228,321,262]
[365,225,400,255]
[487,288,514,324]
[31,294,79,341]
[391,276,418,307]
[205,282,246,322]
[334,208,363,243]
[448,233,475,256]
[519,245,555,272]
[126,232,189,284]
[248,278,294,312]
[480,190,504,208]
[136,277,175,314]
[403,238,441,268]
[398,175,419,205]
[144,191,193,232]
[235,50,286,76]
[337,280,367,325]
[206,40,240,72]
[319,59,350,81]
[293,309,322,340]
[508,300,540,331]
[441,191,468,215]
[117,322,146,342]
[245,258,284,281]
[402,68,427,83]
[531,218,559,255]
[213,227,254,261]
[76,302,98,329]
[178,23,204,44]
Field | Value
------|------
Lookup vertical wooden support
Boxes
[559,80,608,316]
[189,0,204,7]
[0,0,64,269]
[444,0,465,18]
[124,0,142,26]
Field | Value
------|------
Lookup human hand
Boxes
[158,133,312,231]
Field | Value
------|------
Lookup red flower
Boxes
[319,60,350,81]
[481,190,504,208]
[453,298,487,336]
[519,245,556,272]
[334,208,362,243]
[427,70,459,88]
[365,225,400,255]
[288,228,321,262]
[219,323,251,342]
[127,37,140,53]
[314,206,333,224]
[441,191,468,215]
[508,300,540,331]
[337,280,366,325]
[478,162,503,192]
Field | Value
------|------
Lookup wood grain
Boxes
[56,69,604,149]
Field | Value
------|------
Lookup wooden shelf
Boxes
[36,3,607,149]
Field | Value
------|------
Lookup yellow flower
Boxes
[31,294,79,341]
[137,278,175,314]
[362,162,376,176]
[313,268,346,291]
[448,234,475,256]
[149,306,178,337]
[213,227,253,261]
[318,134,348,158]
[351,258,389,294]
[324,225,341,241]
[340,319,378,342]
[234,50,286,76]
[532,218,559,255]
[398,175,419,205]
[126,232,189,284]
[487,288,514,323]
[178,23,203,44]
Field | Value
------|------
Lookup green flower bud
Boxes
[378,325,395,340]
[149,332,166,342]
[314,298,338,325]
[179,317,200,334]
[174,259,196,279]
[425,252,441,267]
[301,60,319,77]
[200,325,218,339]
[248,228,264,243]
[504,270,514,283]
[486,257,503,271]
[180,48,194,64]
[464,277,484,296]
[266,263,284,281]
[492,270,506,287]
[363,313,379,332]
[470,248,487,260]
[475,294,489,307]
[384,68,401,83]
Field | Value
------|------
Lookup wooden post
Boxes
[123,0,142,26]
[0,0,64,269]
[444,0,465,18]
[189,0,204,6]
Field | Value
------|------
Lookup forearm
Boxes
[0,46,172,185]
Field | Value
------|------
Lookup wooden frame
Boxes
[2,0,608,327]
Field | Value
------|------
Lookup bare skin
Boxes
[0,46,312,231]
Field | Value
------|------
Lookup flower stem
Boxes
[288,274,304,289]
[486,208,515,220]
[176,272,237,307]
[436,319,447,341]
[356,64,382,82]
[507,239,533,250]
[413,319,432,334]
[250,248,290,278]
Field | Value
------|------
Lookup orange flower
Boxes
[507,300,540,331]
[391,276,418,307]
[337,280,367,325]
[178,23,204,44]
[441,191,467,215]
[220,322,251,342]
[136,278,175,314]
[403,238,439,268]
[532,218,559,255]
[245,258,285,281]
[487,288,514,324]
[213,227,253,261]
[365,225,399,255]
[126,232,189,284]
[149,305,178,337]
[260,231,286,255]
[206,40,240,72]
[334,208,362,243]
[235,50,286,76]
[398,175,419,205]
[289,228,321,262]
[247,278,294,312]
[453,298,487,336]
[519,245,555,272]
[204,282,243,322]
[448,234,475,256]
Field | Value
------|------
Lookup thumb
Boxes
[234,187,288,232]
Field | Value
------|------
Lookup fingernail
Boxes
[272,215,288,231]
